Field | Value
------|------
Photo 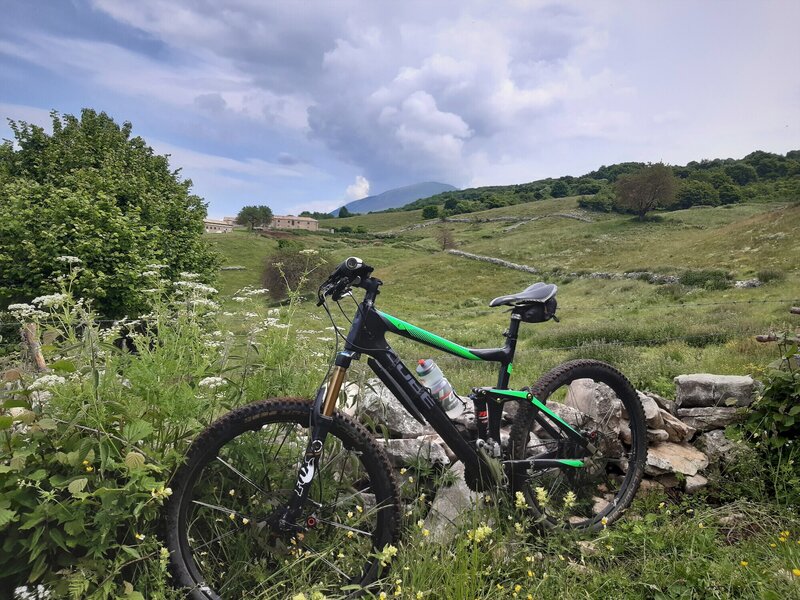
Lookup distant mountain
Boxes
[331,182,457,216]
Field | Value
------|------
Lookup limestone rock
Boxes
[638,392,664,429]
[637,479,665,494]
[647,429,670,443]
[360,378,424,438]
[676,407,740,432]
[674,374,757,408]
[685,474,708,494]
[645,442,709,477]
[696,429,750,465]
[424,462,478,544]
[660,408,696,443]
[379,438,450,467]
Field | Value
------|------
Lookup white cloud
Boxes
[345,175,370,200]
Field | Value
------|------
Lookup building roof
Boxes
[204,218,232,225]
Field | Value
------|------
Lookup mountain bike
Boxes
[165,257,647,598]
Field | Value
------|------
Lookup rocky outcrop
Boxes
[360,379,426,438]
[423,462,478,544]
[379,438,450,467]
[645,442,709,477]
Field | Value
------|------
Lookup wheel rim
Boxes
[176,416,388,597]
[518,375,643,527]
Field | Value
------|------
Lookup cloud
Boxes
[345,175,370,200]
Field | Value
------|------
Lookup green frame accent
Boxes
[488,389,581,435]
[377,311,482,361]
[556,459,584,468]
[507,363,513,375]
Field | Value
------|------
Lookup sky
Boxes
[0,1,798,218]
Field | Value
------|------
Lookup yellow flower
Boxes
[134,533,145,541]
[377,543,398,566]
[228,513,236,521]
[347,531,354,538]
[527,570,534,577]
[82,460,89,465]
[780,530,790,537]
[347,511,354,519]
[740,560,748,567]
[601,517,608,528]
[416,593,423,599]
[466,523,493,543]
[229,489,236,496]
[407,476,414,483]
[399,468,407,475]
[698,523,706,529]
[291,594,307,600]
[770,543,777,548]
[534,487,549,507]
[793,568,800,577]
[514,491,529,509]
[562,490,577,510]
[417,519,425,529]
[422,529,430,537]
[356,505,363,513]
[242,518,250,525]
[515,584,522,592]
[85,466,94,473]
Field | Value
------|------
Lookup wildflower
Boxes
[56,255,82,264]
[29,374,66,390]
[515,491,529,509]
[527,570,534,577]
[347,531,354,538]
[563,490,577,510]
[135,533,146,541]
[658,502,666,509]
[356,505,363,513]
[85,465,94,473]
[601,516,608,528]
[422,529,430,537]
[379,593,387,600]
[199,377,226,389]
[242,518,250,525]
[292,594,308,600]
[407,476,414,483]
[228,513,236,521]
[698,523,706,529]
[515,584,522,593]
[299,249,319,255]
[740,561,748,567]
[466,523,493,543]
[781,530,790,537]
[31,293,69,308]
[416,593,423,599]
[514,522,525,534]
[793,568,800,577]
[534,487,549,507]
[141,271,160,277]
[347,511,354,519]
[151,486,173,500]
[377,544,398,566]
[399,468,407,475]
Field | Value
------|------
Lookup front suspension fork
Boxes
[279,365,347,529]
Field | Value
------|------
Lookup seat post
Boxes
[497,312,522,389]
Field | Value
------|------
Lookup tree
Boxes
[674,180,719,209]
[421,205,439,219]
[262,242,329,302]
[236,205,273,230]
[0,109,217,317]
[613,163,677,220]
[717,183,743,205]
[435,226,455,250]
[724,163,758,185]
[550,180,569,198]
[337,206,352,218]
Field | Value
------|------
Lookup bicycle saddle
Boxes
[489,282,557,307]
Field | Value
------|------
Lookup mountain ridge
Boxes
[331,181,457,215]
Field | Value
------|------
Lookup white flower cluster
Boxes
[56,255,82,264]
[299,249,319,255]
[174,281,218,295]
[141,271,160,277]
[190,299,220,310]
[198,376,226,389]
[179,272,201,280]
[8,303,47,319]
[145,264,168,270]
[29,374,67,390]
[31,293,69,308]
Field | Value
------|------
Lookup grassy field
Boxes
[208,199,799,397]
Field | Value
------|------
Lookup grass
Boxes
[191,198,800,598]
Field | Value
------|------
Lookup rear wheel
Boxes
[509,360,647,530]
[165,399,401,599]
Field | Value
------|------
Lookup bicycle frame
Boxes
[283,276,589,521]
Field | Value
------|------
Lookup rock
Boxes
[676,407,740,432]
[685,474,708,494]
[577,540,598,556]
[638,392,664,429]
[718,512,745,527]
[379,438,450,467]
[424,462,478,544]
[655,473,680,489]
[533,403,587,436]
[645,442,709,477]
[647,429,670,443]
[696,429,750,465]
[637,479,665,494]
[734,279,761,289]
[567,380,622,428]
[360,379,425,438]
[503,401,520,423]
[660,409,696,443]
[674,374,757,408]
[648,392,677,415]
[341,381,360,417]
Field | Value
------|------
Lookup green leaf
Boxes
[122,420,153,443]
[68,478,88,495]
[49,359,77,373]
[37,418,57,430]
[0,416,12,429]
[0,507,18,528]
[124,451,146,470]
[1,398,30,409]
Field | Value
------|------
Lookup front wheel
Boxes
[509,360,647,530]
[164,399,401,599]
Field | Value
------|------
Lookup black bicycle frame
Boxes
[283,277,589,519]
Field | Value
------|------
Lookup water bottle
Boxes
[416,359,464,418]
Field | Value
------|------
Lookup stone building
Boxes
[270,215,319,231]
[203,219,233,233]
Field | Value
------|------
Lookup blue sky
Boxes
[1,1,798,217]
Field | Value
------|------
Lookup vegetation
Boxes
[236,204,273,230]
[261,240,331,302]
[299,210,335,220]
[0,109,217,318]
[614,163,677,220]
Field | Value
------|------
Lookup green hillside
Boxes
[209,196,799,396]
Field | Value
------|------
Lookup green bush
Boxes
[678,269,732,290]
[756,269,786,284]
[0,109,218,318]
[262,246,330,302]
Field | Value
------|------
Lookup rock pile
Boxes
[348,372,758,540]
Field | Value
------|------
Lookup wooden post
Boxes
[20,323,48,372]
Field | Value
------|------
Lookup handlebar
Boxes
[317,256,374,304]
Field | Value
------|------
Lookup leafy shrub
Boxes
[577,190,614,212]
[422,205,440,219]
[262,245,330,302]
[678,269,732,290]
[756,269,786,284]
[673,180,720,209]
[0,109,218,318]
